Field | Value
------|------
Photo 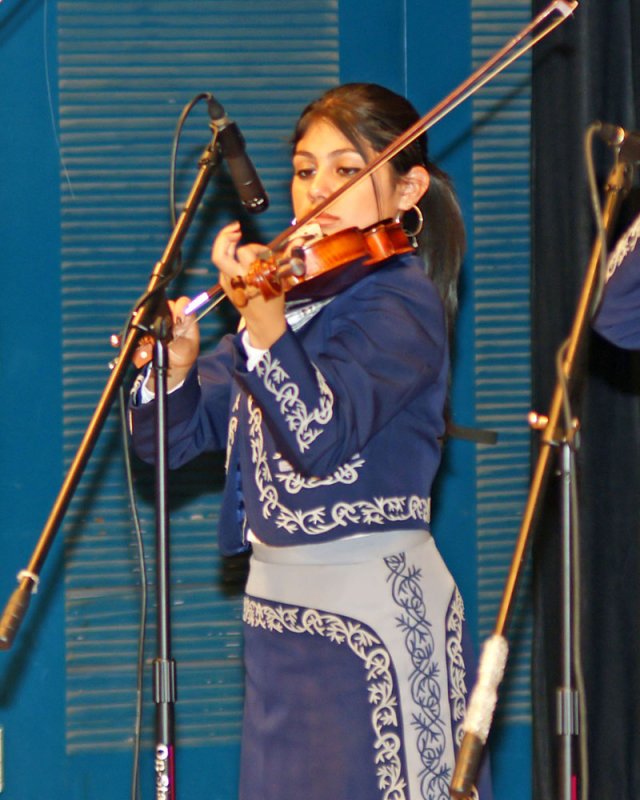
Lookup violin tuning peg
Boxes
[288,247,307,277]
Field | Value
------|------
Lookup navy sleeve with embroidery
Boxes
[129,332,237,468]
[234,254,448,478]
[593,213,640,349]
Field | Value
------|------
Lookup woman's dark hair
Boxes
[292,82,466,334]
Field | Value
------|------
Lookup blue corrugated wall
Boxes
[0,1,533,797]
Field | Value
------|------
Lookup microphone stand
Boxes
[151,331,177,800]
[450,157,633,799]
[556,425,579,800]
[0,125,225,800]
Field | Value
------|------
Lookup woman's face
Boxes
[291,118,406,236]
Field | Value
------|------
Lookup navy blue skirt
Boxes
[240,531,492,800]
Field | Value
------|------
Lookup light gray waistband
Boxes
[250,529,431,566]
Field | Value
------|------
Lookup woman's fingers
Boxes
[211,221,243,275]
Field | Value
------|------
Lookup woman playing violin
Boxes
[130,82,491,800]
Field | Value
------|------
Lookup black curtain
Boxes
[531,1,640,798]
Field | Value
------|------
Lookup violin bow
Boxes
[186,0,578,320]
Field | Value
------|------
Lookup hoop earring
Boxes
[400,204,424,241]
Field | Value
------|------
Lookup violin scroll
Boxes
[230,247,307,303]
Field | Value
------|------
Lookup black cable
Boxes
[585,123,610,317]
[115,92,217,353]
[117,386,148,800]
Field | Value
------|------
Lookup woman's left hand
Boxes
[212,221,287,350]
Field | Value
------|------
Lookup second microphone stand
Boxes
[450,157,633,798]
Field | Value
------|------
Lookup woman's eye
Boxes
[294,167,314,179]
[337,166,361,177]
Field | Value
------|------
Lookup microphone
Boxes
[596,122,640,163]
[207,96,269,214]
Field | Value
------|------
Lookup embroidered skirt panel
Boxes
[239,532,492,800]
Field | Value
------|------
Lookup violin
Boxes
[184,220,414,319]
[125,220,413,368]
[183,219,412,316]
[221,218,413,305]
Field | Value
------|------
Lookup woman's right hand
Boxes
[135,296,200,393]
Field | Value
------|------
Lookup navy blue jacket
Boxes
[130,251,449,555]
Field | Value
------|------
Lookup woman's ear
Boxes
[397,165,430,211]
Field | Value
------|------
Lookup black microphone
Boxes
[207,96,269,214]
[596,121,640,163]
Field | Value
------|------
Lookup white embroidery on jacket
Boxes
[255,351,334,452]
[247,396,430,536]
[243,597,407,800]
[273,452,365,493]
[225,393,241,472]
[285,297,335,331]
[607,214,640,280]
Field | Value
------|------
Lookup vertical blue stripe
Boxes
[59,0,340,752]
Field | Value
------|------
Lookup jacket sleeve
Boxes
[129,333,236,468]
[234,266,448,478]
[593,213,640,349]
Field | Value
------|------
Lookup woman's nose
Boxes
[308,167,332,201]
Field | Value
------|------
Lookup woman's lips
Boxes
[311,212,340,228]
